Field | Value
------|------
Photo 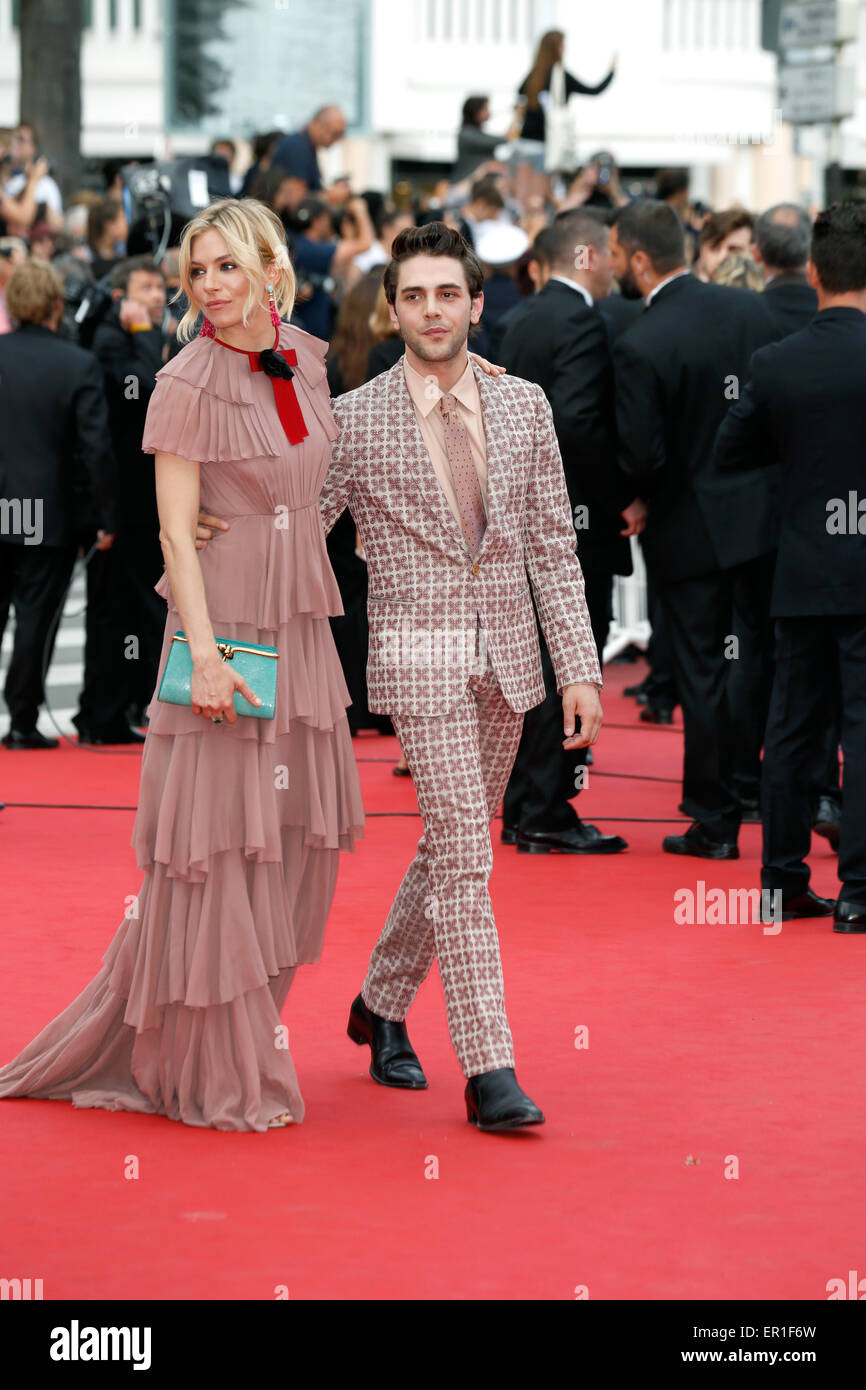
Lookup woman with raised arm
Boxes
[0,198,365,1131]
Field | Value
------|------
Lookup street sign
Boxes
[778,0,859,48]
[780,1,837,47]
[778,59,856,122]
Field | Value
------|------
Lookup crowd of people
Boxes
[1,22,865,932]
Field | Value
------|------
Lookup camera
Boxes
[121,155,233,259]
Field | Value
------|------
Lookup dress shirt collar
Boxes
[403,352,478,418]
[549,274,594,307]
[644,268,691,306]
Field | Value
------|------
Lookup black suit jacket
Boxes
[713,307,866,617]
[0,323,116,548]
[613,273,777,583]
[762,272,818,339]
[91,307,165,532]
[596,292,642,344]
[499,278,632,575]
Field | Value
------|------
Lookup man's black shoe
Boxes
[833,901,866,934]
[640,705,674,725]
[517,823,627,854]
[500,823,518,846]
[662,822,739,859]
[813,796,841,852]
[77,725,146,746]
[2,728,58,750]
[347,993,428,1088]
[465,1068,545,1131]
[764,888,836,922]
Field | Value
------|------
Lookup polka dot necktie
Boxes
[439,392,486,555]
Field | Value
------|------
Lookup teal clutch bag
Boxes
[158,632,278,719]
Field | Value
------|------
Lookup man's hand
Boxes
[95,529,114,551]
[195,509,230,552]
[620,497,647,536]
[119,297,152,331]
[562,681,602,749]
[26,155,49,184]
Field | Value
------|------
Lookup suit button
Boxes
[471,563,481,575]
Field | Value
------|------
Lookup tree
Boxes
[169,0,249,126]
[19,0,85,200]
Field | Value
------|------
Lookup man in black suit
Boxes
[610,199,776,858]
[753,203,818,337]
[724,204,819,818]
[0,261,115,748]
[751,201,841,846]
[73,255,167,744]
[597,278,676,724]
[713,202,866,930]
[498,209,642,854]
[595,287,642,342]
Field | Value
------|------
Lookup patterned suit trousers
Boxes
[362,653,524,1077]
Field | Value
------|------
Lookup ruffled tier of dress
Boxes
[132,710,364,877]
[110,827,337,1025]
[145,613,356,742]
[0,948,307,1130]
[140,321,341,467]
[153,507,344,629]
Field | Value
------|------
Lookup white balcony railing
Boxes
[662,0,762,51]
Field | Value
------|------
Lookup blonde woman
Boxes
[710,251,765,293]
[0,198,365,1131]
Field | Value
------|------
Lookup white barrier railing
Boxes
[604,536,650,661]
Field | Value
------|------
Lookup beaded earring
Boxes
[200,316,216,339]
[267,282,280,329]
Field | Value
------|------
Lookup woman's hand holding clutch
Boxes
[191,651,262,724]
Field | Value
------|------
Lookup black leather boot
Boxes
[465,1067,545,1131]
[347,993,428,1089]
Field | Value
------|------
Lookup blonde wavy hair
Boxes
[175,197,296,343]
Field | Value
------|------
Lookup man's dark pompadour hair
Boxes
[383,221,484,304]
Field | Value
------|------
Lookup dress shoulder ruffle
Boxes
[140,322,340,463]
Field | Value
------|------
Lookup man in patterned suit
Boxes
[321,223,603,1131]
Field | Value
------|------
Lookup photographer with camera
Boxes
[560,151,629,214]
[2,123,63,235]
[287,194,375,340]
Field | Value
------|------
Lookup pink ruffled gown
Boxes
[0,323,365,1131]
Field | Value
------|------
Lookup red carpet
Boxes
[1,664,862,1301]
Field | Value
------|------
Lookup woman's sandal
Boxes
[267,1111,295,1128]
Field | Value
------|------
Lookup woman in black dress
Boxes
[517,29,616,145]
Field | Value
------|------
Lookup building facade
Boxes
[1,0,865,205]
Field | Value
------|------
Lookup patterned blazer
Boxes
[321,357,602,717]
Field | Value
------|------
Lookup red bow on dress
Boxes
[250,347,309,446]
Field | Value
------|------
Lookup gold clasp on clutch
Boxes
[216,642,235,661]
